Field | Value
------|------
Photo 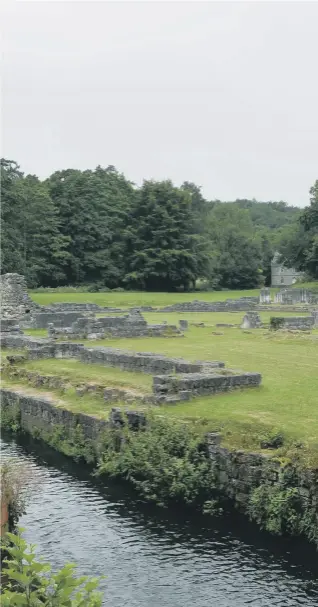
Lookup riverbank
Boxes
[1,384,317,547]
[3,429,318,607]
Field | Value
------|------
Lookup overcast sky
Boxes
[2,1,318,207]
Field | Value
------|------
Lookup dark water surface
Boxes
[2,430,318,606]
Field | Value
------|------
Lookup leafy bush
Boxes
[1,529,102,606]
[248,485,302,535]
[96,415,216,509]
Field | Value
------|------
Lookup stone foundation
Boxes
[270,316,314,331]
[274,289,316,305]
[48,311,182,340]
[158,297,259,313]
[153,371,261,403]
[80,347,225,375]
[25,311,89,330]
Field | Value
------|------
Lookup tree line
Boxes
[1,158,316,290]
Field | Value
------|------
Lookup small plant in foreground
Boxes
[1,529,103,606]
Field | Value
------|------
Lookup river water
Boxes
[1,430,318,606]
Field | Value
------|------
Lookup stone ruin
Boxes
[270,315,316,331]
[47,310,182,340]
[3,339,262,405]
[259,288,271,304]
[240,312,262,329]
[274,288,312,305]
[0,273,40,319]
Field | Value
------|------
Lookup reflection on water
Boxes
[1,430,317,607]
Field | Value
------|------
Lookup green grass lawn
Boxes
[13,358,152,394]
[3,293,318,464]
[30,288,265,308]
[78,315,317,461]
[29,282,318,308]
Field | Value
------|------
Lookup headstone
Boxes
[240,312,262,329]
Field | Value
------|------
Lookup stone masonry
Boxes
[274,289,313,305]
[49,311,182,340]
[153,371,261,403]
[270,316,315,331]
[79,346,225,375]
[240,312,262,329]
[0,273,41,319]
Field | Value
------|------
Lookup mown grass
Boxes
[5,358,152,394]
[23,310,309,341]
[3,288,318,463]
[29,281,318,308]
[76,314,318,460]
[30,288,265,308]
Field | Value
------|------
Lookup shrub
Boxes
[1,529,103,606]
[96,415,216,509]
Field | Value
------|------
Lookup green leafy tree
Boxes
[47,165,136,287]
[125,180,208,290]
[2,529,102,606]
[278,181,318,279]
[206,204,263,289]
[1,159,69,287]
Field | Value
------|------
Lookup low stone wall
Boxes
[45,302,123,313]
[0,334,53,350]
[206,434,318,515]
[153,371,261,402]
[274,288,315,305]
[158,297,259,313]
[49,312,182,340]
[28,311,88,329]
[80,346,225,375]
[270,316,314,331]
[27,342,84,359]
[0,389,145,439]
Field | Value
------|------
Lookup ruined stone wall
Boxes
[274,289,314,305]
[30,311,88,329]
[157,297,259,313]
[270,316,314,331]
[206,434,317,514]
[50,313,181,340]
[45,302,123,313]
[80,347,225,375]
[153,371,261,402]
[0,273,41,318]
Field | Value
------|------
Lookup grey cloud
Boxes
[2,1,318,206]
